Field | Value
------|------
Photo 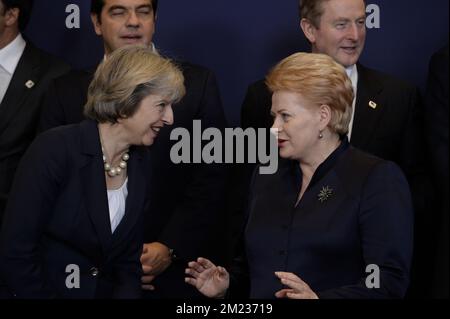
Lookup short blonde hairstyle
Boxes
[266,52,354,136]
[85,45,185,123]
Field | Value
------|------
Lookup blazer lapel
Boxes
[0,43,39,134]
[78,120,113,256]
[351,64,385,149]
[111,146,148,245]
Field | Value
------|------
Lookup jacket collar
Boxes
[351,63,386,148]
[0,42,40,134]
[78,119,147,255]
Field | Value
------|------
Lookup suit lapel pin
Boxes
[369,100,377,109]
[25,80,35,89]
[318,186,333,203]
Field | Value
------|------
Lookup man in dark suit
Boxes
[243,0,425,185]
[39,0,228,298]
[0,0,70,224]
[240,0,429,297]
[425,45,449,298]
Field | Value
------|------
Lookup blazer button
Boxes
[90,267,100,277]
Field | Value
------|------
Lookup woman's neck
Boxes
[299,134,341,182]
[98,123,130,165]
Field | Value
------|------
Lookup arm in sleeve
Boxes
[38,79,68,133]
[0,132,67,298]
[157,70,228,262]
[113,152,154,299]
[226,166,261,299]
[112,215,144,299]
[398,86,430,215]
[318,161,414,299]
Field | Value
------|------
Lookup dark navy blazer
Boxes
[0,120,151,298]
[38,61,228,298]
[230,140,414,299]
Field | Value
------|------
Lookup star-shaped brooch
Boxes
[318,186,333,203]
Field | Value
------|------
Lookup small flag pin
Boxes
[369,101,377,109]
[25,80,35,89]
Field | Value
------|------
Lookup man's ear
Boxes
[91,13,102,36]
[300,18,317,44]
[4,7,19,28]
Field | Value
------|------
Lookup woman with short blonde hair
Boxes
[266,52,353,136]
[0,45,185,298]
[185,52,413,300]
[85,45,185,123]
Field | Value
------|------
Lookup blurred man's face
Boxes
[91,0,156,55]
[305,0,366,67]
[0,2,6,40]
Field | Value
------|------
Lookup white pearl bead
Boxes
[101,149,129,178]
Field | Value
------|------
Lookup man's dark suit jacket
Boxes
[229,140,413,299]
[0,41,70,223]
[425,45,449,298]
[39,61,228,298]
[0,120,150,298]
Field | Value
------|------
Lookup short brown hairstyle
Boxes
[266,52,354,136]
[1,0,33,31]
[299,0,366,28]
[299,0,330,28]
[85,45,185,123]
[91,0,158,23]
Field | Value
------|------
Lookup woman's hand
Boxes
[185,257,230,298]
[275,272,319,299]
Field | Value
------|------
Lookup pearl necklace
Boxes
[102,148,130,178]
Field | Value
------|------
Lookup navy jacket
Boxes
[0,120,151,298]
[38,61,228,298]
[230,140,414,299]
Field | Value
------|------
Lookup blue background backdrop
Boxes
[24,0,449,126]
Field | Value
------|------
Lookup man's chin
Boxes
[337,55,360,68]
[120,39,146,47]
